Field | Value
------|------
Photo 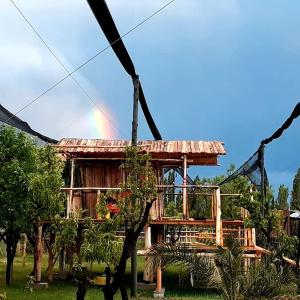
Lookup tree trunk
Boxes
[6,233,18,285]
[106,200,155,299]
[109,232,136,300]
[76,280,88,300]
[34,223,43,282]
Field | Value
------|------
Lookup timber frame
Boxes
[36,139,263,294]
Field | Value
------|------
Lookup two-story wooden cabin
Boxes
[56,138,262,295]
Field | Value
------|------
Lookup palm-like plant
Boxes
[215,238,243,300]
[147,242,218,288]
[240,256,294,298]
[148,237,294,299]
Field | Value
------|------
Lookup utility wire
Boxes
[9,0,122,137]
[6,0,175,125]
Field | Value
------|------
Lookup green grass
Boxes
[0,255,222,299]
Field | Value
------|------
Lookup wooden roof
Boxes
[56,139,226,166]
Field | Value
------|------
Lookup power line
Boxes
[5,0,175,126]
[9,0,122,137]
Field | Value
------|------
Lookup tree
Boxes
[27,145,65,282]
[276,184,289,210]
[0,126,37,285]
[100,146,157,300]
[0,126,65,285]
[291,168,300,211]
[50,147,156,300]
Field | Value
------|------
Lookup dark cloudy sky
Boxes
[1,0,299,195]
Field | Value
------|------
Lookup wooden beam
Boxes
[150,219,243,226]
[215,188,222,245]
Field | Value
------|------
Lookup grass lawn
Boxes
[0,255,222,299]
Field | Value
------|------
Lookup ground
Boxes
[0,255,222,299]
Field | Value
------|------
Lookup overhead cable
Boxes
[5,0,174,128]
[9,0,122,137]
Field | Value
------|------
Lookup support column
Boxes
[251,228,256,247]
[215,188,222,245]
[143,226,153,282]
[35,223,43,282]
[67,158,75,218]
[182,155,188,220]
[131,75,139,298]
[154,232,164,298]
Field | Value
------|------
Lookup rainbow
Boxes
[88,105,117,139]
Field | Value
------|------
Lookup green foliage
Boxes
[117,146,157,230]
[215,238,243,300]
[165,201,180,218]
[273,234,299,260]
[81,219,122,268]
[0,126,37,234]
[291,168,300,211]
[240,257,294,298]
[189,176,212,219]
[147,242,217,288]
[276,184,289,210]
[53,216,79,255]
[0,125,65,283]
[24,276,35,293]
[239,187,281,247]
[189,166,250,220]
[28,145,65,221]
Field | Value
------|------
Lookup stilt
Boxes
[154,231,164,298]
[143,226,154,282]
[215,188,222,245]
[35,223,43,282]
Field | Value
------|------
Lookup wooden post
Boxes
[215,188,222,245]
[131,75,139,298]
[251,228,256,246]
[131,76,139,146]
[182,155,187,219]
[143,226,154,282]
[67,158,75,218]
[35,223,43,282]
[155,232,163,294]
[211,194,215,219]
[47,231,55,283]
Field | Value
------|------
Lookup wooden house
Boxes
[56,138,263,294]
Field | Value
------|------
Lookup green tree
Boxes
[0,126,65,285]
[55,147,157,300]
[101,146,157,300]
[27,145,65,281]
[0,126,37,285]
[276,184,289,210]
[291,168,300,211]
